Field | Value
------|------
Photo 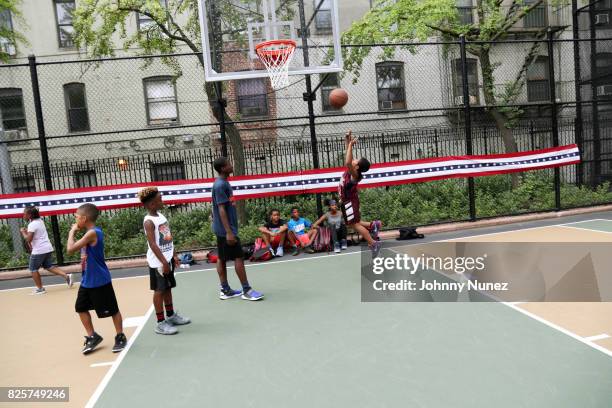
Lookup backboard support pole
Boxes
[298,0,323,217]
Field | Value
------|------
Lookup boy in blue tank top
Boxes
[67,203,127,355]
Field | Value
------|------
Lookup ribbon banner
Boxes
[0,144,580,219]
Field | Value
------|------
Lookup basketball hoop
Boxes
[255,39,297,90]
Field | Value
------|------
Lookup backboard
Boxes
[197,0,343,83]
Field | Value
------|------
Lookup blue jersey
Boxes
[287,218,311,236]
[81,227,112,288]
[212,177,239,237]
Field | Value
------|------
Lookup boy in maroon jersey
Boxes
[339,130,382,257]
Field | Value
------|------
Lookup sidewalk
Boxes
[2,204,611,281]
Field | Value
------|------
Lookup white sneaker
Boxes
[66,274,74,288]
[32,287,47,295]
[155,320,178,335]
[275,247,284,257]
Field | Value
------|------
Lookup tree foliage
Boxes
[0,0,27,63]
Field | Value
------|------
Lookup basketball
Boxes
[329,88,349,109]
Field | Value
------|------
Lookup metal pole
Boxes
[215,82,228,157]
[588,5,600,187]
[298,0,323,217]
[460,35,476,221]
[0,109,25,257]
[28,55,64,265]
[547,30,561,211]
[571,0,583,186]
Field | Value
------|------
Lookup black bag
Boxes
[396,227,424,240]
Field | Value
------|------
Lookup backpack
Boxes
[396,227,425,241]
[249,238,273,262]
[179,252,194,265]
[206,249,219,263]
[312,226,333,253]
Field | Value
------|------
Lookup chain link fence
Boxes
[1,36,611,267]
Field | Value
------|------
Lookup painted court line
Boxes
[557,224,612,235]
[90,362,115,368]
[84,305,154,408]
[123,315,147,328]
[0,250,361,293]
[585,333,611,342]
[505,303,612,358]
[80,251,362,407]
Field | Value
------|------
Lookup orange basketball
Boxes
[329,88,349,109]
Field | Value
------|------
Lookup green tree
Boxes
[72,0,294,221]
[342,0,561,185]
[0,0,27,62]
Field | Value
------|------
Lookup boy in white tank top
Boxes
[138,187,191,335]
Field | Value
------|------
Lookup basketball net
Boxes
[255,39,297,90]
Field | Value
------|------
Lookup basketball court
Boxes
[2,211,612,407]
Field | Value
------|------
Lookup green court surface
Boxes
[94,252,612,408]
[564,219,612,233]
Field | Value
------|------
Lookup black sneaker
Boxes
[112,333,127,353]
[82,332,103,355]
[292,247,301,256]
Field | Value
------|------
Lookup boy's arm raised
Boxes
[144,220,171,274]
[67,227,96,255]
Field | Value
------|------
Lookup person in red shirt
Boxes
[339,130,382,257]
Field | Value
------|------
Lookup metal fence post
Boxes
[571,0,583,186]
[28,55,64,265]
[460,35,476,221]
[547,30,561,211]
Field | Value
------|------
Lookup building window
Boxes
[144,77,179,125]
[64,83,90,132]
[452,59,480,105]
[376,62,407,111]
[595,52,612,82]
[137,0,168,30]
[314,0,332,32]
[74,170,97,188]
[320,73,342,113]
[54,0,75,48]
[151,161,185,182]
[237,78,268,118]
[527,57,550,102]
[523,0,547,28]
[12,176,35,193]
[457,0,474,24]
[0,88,26,130]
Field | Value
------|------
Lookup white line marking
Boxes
[90,362,115,368]
[84,305,154,408]
[386,245,612,358]
[123,315,146,328]
[558,218,612,226]
[557,224,612,235]
[585,333,611,342]
[0,250,362,293]
[504,303,612,358]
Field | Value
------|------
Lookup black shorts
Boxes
[75,282,120,318]
[149,262,177,292]
[217,236,244,262]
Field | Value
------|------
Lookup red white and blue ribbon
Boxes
[0,144,580,219]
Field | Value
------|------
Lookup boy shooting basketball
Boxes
[340,130,382,257]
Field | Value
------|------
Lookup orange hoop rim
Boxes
[255,39,297,59]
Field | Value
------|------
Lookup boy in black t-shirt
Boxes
[258,209,288,257]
